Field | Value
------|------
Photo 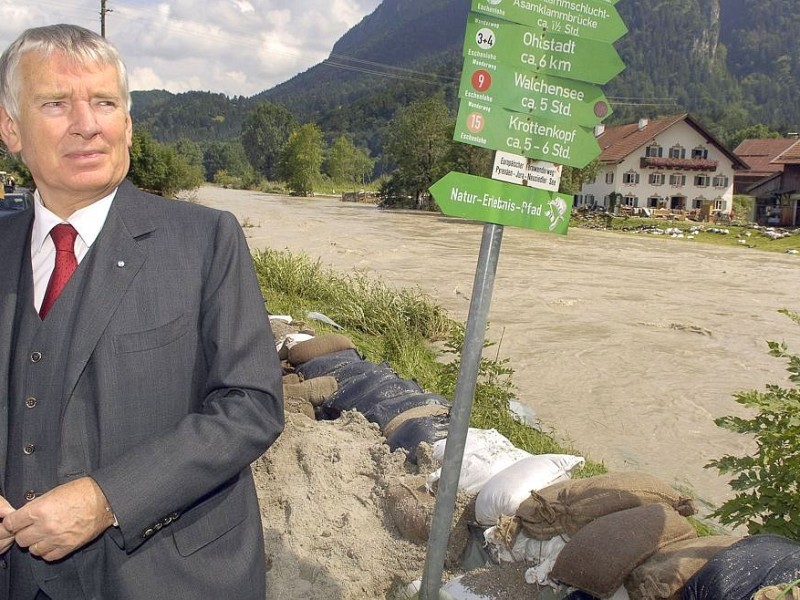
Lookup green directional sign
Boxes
[463,12,624,85]
[471,0,627,44]
[453,100,601,168]
[429,171,573,234]
[459,58,612,127]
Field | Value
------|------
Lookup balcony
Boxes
[640,157,718,171]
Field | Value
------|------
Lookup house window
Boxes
[623,170,640,185]
[669,146,686,159]
[574,194,584,206]
[649,173,665,185]
[623,195,638,207]
[713,199,727,211]
[693,198,704,209]
[670,174,686,186]
[694,174,710,187]
[645,144,663,158]
[648,196,662,208]
[584,194,595,205]
[692,146,708,159]
[713,174,729,187]
[605,172,614,184]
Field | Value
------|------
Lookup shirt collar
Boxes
[31,188,117,255]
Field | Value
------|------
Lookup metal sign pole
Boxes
[419,222,504,600]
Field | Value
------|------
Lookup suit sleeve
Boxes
[90,210,285,552]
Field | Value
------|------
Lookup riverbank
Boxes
[187,185,800,511]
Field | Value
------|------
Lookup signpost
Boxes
[429,171,573,233]
[471,0,627,44]
[463,12,625,85]
[458,60,613,127]
[419,2,627,597]
[453,100,601,169]
[491,151,562,191]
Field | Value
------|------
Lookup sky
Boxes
[0,0,383,97]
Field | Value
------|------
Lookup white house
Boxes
[576,114,749,218]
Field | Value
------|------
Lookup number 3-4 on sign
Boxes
[475,27,495,49]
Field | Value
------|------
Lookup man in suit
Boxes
[0,24,284,599]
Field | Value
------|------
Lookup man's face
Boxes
[0,50,132,214]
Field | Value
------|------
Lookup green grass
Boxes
[254,248,606,477]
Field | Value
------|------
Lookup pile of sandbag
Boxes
[476,471,777,600]
[273,321,452,462]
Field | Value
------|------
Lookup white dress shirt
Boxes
[30,190,116,312]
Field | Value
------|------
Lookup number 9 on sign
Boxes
[475,27,495,50]
[472,70,492,92]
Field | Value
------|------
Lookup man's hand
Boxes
[0,496,15,554]
[3,478,115,562]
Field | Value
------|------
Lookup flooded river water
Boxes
[193,186,800,511]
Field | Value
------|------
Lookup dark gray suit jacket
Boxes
[0,180,284,598]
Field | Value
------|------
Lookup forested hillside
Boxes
[131,0,800,154]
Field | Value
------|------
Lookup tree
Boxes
[560,160,601,195]
[725,124,783,151]
[706,309,800,540]
[384,96,453,207]
[173,138,203,171]
[129,128,204,197]
[203,141,256,184]
[240,102,296,181]
[327,136,375,191]
[278,123,324,196]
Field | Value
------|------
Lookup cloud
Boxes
[0,0,383,97]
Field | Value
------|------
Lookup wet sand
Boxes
[190,186,800,511]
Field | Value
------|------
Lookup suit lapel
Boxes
[0,210,33,489]
[62,181,157,403]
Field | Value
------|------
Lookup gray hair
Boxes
[0,24,131,122]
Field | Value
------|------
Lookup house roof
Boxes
[771,139,800,164]
[733,138,797,175]
[596,113,749,169]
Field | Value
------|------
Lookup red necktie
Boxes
[40,223,79,319]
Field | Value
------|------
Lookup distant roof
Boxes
[772,139,800,164]
[596,113,749,169]
[733,138,797,175]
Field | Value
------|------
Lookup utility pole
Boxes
[100,0,112,37]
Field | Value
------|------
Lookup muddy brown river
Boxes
[192,186,800,512]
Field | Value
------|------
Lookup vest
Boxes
[6,250,92,599]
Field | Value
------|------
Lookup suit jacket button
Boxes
[23,444,35,455]
[30,352,42,363]
[143,528,155,538]
[25,397,37,409]
[24,490,36,501]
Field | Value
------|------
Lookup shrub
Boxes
[706,309,800,539]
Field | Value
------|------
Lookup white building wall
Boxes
[576,120,737,216]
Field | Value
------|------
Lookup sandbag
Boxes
[550,503,697,599]
[287,333,356,366]
[427,429,532,495]
[327,358,391,386]
[681,534,800,600]
[322,365,401,417]
[294,348,362,380]
[516,471,697,540]
[385,475,435,544]
[364,390,447,432]
[475,454,585,526]
[383,404,450,440]
[283,375,339,407]
[386,412,450,464]
[625,535,740,600]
